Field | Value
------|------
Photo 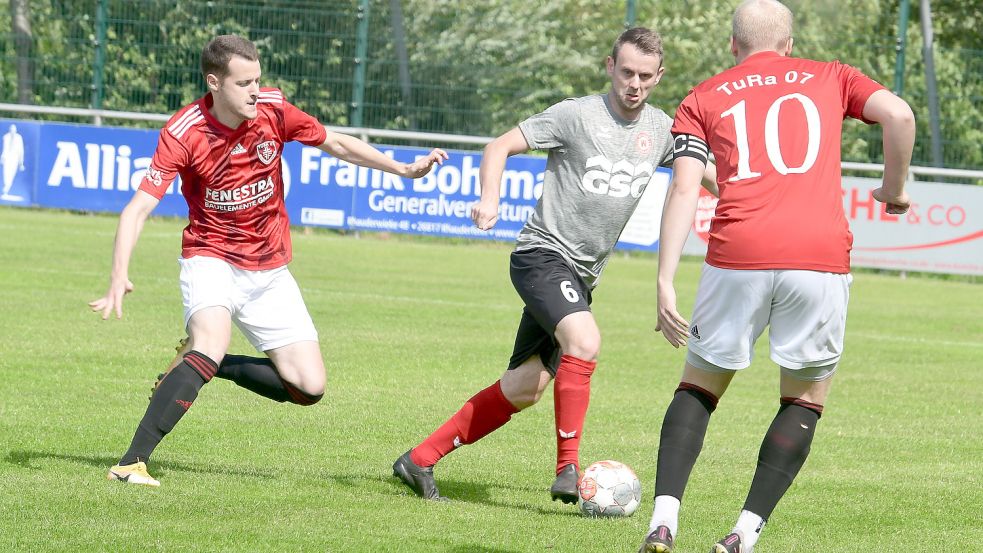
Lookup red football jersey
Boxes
[673,51,885,273]
[139,88,327,270]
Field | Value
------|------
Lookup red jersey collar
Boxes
[199,92,254,135]
[738,50,784,66]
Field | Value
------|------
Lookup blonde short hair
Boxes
[732,0,793,52]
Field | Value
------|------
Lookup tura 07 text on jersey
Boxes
[715,70,815,96]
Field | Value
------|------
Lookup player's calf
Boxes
[113,350,216,483]
[215,354,323,405]
[149,337,193,400]
[742,399,821,519]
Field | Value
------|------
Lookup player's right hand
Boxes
[655,284,689,348]
[872,186,910,215]
[89,278,134,320]
[402,148,449,179]
[471,199,499,230]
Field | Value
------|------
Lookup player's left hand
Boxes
[401,148,449,179]
[655,284,689,348]
[88,277,135,320]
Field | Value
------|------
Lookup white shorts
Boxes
[179,255,318,352]
[686,263,852,372]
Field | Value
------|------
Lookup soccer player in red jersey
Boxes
[638,1,914,552]
[90,35,447,487]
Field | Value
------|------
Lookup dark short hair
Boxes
[200,35,259,79]
[611,27,664,63]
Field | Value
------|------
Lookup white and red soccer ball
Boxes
[578,460,642,517]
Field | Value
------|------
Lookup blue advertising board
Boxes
[0,121,40,206]
[0,117,668,253]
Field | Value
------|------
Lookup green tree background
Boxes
[0,0,979,171]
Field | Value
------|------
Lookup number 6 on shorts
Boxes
[560,280,580,303]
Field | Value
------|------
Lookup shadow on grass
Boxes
[3,450,277,480]
[325,472,582,518]
[6,449,579,520]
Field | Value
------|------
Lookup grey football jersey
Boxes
[516,94,675,288]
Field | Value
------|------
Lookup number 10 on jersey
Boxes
[721,93,821,182]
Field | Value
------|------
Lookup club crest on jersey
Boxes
[256,140,278,165]
[635,132,652,156]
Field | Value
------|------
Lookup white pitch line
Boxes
[8,266,518,312]
[849,331,983,349]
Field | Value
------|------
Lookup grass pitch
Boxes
[0,206,980,552]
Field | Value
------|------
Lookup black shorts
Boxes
[507,247,592,375]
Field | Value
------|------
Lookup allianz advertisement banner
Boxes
[0,117,668,253]
[1,118,980,274]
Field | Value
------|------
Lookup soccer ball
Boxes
[578,460,642,517]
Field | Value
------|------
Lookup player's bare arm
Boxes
[316,129,447,179]
[701,161,719,197]
[863,89,915,214]
[472,127,529,230]
[89,190,160,320]
[655,154,705,348]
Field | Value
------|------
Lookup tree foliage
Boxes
[0,0,979,169]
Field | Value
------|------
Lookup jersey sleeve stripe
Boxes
[170,113,204,138]
[168,106,201,134]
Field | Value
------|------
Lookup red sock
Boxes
[410,380,519,467]
[554,354,597,474]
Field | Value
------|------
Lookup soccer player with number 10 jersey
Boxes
[639,1,915,552]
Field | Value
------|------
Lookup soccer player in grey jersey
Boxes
[393,27,716,503]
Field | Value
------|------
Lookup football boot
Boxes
[549,463,580,504]
[392,450,447,501]
[107,461,160,487]
[639,525,675,553]
[711,532,750,553]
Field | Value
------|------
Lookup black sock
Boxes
[654,384,719,500]
[216,354,291,402]
[119,351,214,465]
[742,401,822,519]
[217,354,322,406]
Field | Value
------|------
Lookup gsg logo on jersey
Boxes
[256,141,278,165]
[581,156,654,198]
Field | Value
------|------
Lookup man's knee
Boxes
[563,336,600,361]
[275,364,325,406]
[283,380,323,406]
[555,312,601,361]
